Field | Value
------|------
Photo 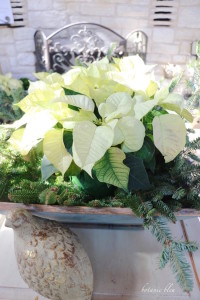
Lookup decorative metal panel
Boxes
[34,22,147,73]
[34,23,126,73]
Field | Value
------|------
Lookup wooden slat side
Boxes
[0,202,200,217]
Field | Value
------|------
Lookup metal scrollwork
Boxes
[71,26,105,53]
[34,23,130,73]
[49,41,76,73]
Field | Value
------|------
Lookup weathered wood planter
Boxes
[0,202,199,227]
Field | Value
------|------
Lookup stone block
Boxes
[172,55,188,64]
[17,53,35,66]
[101,17,148,31]
[0,58,11,74]
[116,4,149,17]
[0,29,14,43]
[0,45,15,56]
[175,28,200,41]
[80,3,115,16]
[13,28,36,41]
[69,15,101,24]
[178,7,200,28]
[53,2,79,12]
[16,40,35,53]
[147,53,172,64]
[122,28,152,39]
[10,57,17,67]
[151,43,179,55]
[180,42,192,55]
[152,28,174,43]
[10,65,35,75]
[180,0,200,5]
[94,0,150,3]
[27,0,53,10]
[28,11,67,29]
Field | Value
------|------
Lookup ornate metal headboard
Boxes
[34,22,126,73]
[34,22,147,73]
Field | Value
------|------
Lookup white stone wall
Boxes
[0,0,200,79]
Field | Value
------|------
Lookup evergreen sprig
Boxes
[122,193,198,293]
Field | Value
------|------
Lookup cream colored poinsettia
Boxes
[8,56,192,191]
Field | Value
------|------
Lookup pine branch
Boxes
[152,199,176,223]
[169,246,193,293]
[160,247,170,269]
[172,241,198,252]
[132,194,197,293]
[146,217,197,292]
[169,71,183,93]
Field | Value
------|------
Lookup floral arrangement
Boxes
[1,56,200,293]
[8,56,192,190]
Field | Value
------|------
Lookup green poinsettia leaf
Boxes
[63,87,82,95]
[63,130,73,155]
[94,147,130,191]
[134,137,155,163]
[72,121,114,176]
[64,160,81,177]
[124,153,150,191]
[41,155,58,181]
[145,155,156,173]
[152,114,186,163]
[43,128,72,175]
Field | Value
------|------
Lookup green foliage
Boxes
[94,147,129,191]
[124,154,150,191]
[0,74,25,123]
[0,128,42,201]
[39,187,59,205]
[169,71,183,93]
[71,171,114,198]
[9,180,47,204]
[170,135,200,208]
[20,77,30,91]
[185,58,200,110]
[123,193,197,293]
